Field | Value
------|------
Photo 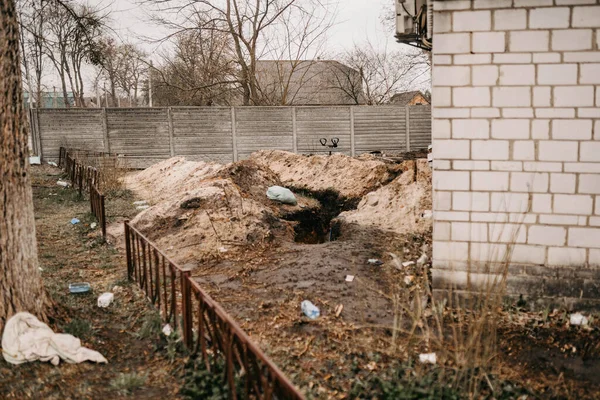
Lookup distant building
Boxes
[255,60,366,105]
[390,91,430,106]
[24,91,75,108]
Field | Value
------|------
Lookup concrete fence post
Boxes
[167,107,175,157]
[405,106,411,152]
[350,106,355,157]
[292,107,298,154]
[231,107,238,162]
[101,108,110,153]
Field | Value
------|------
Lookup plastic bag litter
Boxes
[162,324,173,337]
[97,293,114,308]
[48,161,58,167]
[90,222,97,229]
[419,353,437,364]
[367,259,383,266]
[57,180,69,187]
[266,186,297,205]
[70,218,80,225]
[301,300,320,319]
[570,313,589,326]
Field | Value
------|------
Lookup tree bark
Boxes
[0,0,50,332]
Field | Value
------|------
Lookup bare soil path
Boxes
[0,165,183,399]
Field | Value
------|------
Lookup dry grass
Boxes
[384,210,529,398]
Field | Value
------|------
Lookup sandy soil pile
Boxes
[123,158,319,264]
[250,150,402,198]
[336,159,432,235]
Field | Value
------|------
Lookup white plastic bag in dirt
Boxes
[419,353,437,364]
[2,312,107,365]
[570,313,589,326]
[97,293,114,308]
[266,186,297,205]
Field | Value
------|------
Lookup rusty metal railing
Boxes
[60,147,106,239]
[90,183,106,238]
[124,221,304,400]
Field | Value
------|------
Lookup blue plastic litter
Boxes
[71,218,80,225]
[69,282,91,294]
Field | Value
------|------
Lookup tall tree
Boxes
[0,0,49,332]
[17,0,47,107]
[153,22,237,106]
[148,0,332,106]
[330,42,431,105]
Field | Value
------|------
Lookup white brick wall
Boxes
[432,1,600,283]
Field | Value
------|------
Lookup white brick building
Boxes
[431,0,600,308]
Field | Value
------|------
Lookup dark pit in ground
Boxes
[282,188,358,244]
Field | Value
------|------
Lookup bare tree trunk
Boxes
[0,0,50,332]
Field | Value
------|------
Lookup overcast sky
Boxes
[45,0,406,92]
[94,0,397,55]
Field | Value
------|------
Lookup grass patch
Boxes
[62,318,94,339]
[135,312,162,340]
[181,357,240,400]
[349,362,534,400]
[110,373,148,396]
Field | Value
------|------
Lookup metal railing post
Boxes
[100,194,106,238]
[181,268,193,349]
[125,221,132,280]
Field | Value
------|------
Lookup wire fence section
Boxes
[124,220,304,400]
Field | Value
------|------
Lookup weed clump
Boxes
[110,372,148,396]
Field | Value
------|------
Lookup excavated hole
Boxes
[282,188,359,244]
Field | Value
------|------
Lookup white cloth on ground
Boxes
[2,312,108,365]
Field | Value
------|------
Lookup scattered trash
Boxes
[404,275,414,285]
[57,180,69,187]
[70,218,80,225]
[570,313,589,326]
[402,261,415,267]
[421,210,433,219]
[2,312,107,365]
[133,200,148,206]
[90,222,97,229]
[97,293,114,308]
[219,246,228,253]
[345,275,355,282]
[419,352,437,364]
[301,300,320,319]
[417,253,429,266]
[38,267,43,272]
[366,361,377,371]
[388,252,403,270]
[266,186,297,205]
[29,156,41,165]
[427,145,433,166]
[68,282,90,294]
[136,205,149,210]
[335,304,344,317]
[162,324,173,337]
[367,259,383,266]
[47,161,58,167]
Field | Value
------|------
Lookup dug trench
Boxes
[280,188,358,244]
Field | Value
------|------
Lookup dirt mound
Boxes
[336,160,432,235]
[125,157,222,203]
[123,157,320,264]
[250,150,401,199]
